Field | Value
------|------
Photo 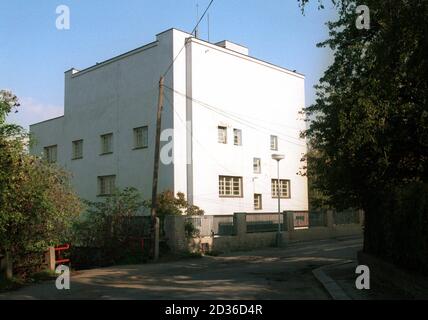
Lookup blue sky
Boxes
[0,0,337,129]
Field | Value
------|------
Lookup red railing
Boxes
[55,244,70,265]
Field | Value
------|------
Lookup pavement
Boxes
[0,236,368,300]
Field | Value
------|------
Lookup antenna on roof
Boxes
[207,13,210,42]
[195,2,199,38]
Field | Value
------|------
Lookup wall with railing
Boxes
[165,210,364,253]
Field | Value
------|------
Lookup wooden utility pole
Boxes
[150,76,164,260]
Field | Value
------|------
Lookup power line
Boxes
[163,90,236,175]
[163,0,215,77]
[164,85,307,147]
[163,92,309,208]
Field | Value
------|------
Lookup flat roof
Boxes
[68,27,304,78]
[30,115,64,127]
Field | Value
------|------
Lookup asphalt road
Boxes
[0,236,363,300]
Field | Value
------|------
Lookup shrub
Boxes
[364,182,428,275]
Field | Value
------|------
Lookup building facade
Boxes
[30,28,308,215]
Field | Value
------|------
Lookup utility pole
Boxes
[150,76,164,260]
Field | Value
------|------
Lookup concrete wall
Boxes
[164,211,364,254]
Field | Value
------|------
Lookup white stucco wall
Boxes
[181,38,308,214]
[31,30,177,204]
[30,28,308,215]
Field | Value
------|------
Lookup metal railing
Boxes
[213,215,234,236]
[246,213,286,233]
[309,210,328,227]
[333,209,360,225]
[185,215,235,236]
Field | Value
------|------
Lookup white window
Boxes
[271,179,290,198]
[254,194,262,210]
[219,176,243,197]
[100,133,113,154]
[218,126,227,144]
[134,126,148,149]
[253,158,261,174]
[270,135,278,151]
[44,145,57,163]
[233,129,242,146]
[98,175,116,196]
[72,140,83,159]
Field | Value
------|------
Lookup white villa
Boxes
[30,28,308,215]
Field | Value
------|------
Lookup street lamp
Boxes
[272,154,285,247]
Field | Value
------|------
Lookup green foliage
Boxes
[73,187,146,247]
[144,191,204,219]
[299,1,428,273]
[184,220,200,239]
[0,90,82,277]
[300,0,428,209]
[363,182,428,275]
[71,188,150,268]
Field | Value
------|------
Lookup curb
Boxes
[313,261,353,300]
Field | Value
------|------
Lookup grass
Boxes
[0,277,25,292]
[204,250,223,257]
[0,270,58,293]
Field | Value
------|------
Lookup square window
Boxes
[233,129,242,146]
[271,179,290,198]
[254,194,262,210]
[134,126,148,149]
[72,140,83,159]
[100,133,113,154]
[218,126,227,144]
[270,135,278,151]
[219,176,243,197]
[253,158,261,174]
[44,145,57,163]
[98,175,116,196]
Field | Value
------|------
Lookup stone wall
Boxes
[164,211,364,254]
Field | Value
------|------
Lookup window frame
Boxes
[72,139,83,160]
[44,145,58,164]
[233,128,242,146]
[97,175,116,197]
[271,179,291,199]
[219,175,243,198]
[100,133,113,155]
[218,126,227,144]
[253,157,261,174]
[254,193,263,210]
[133,126,149,150]
[270,135,278,151]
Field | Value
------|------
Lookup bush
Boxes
[0,90,82,278]
[364,182,428,275]
[71,188,151,268]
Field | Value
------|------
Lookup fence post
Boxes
[285,211,294,240]
[154,217,160,261]
[46,247,56,272]
[5,251,13,280]
[233,213,247,237]
[358,209,365,227]
[327,210,334,229]
[164,215,186,253]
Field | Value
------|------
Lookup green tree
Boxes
[299,1,428,271]
[144,191,204,219]
[0,90,82,277]
[73,187,145,247]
